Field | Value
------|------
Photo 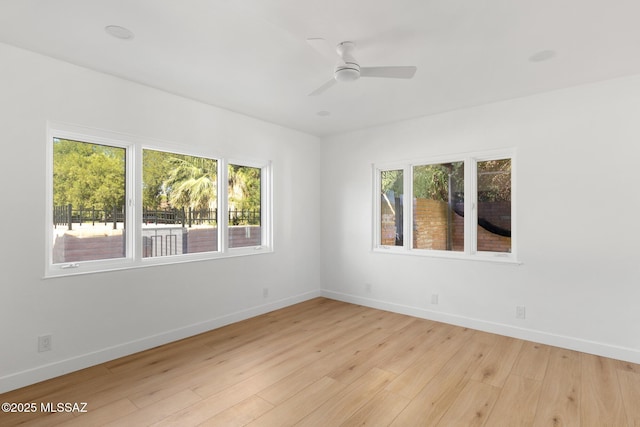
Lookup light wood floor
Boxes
[2,298,639,426]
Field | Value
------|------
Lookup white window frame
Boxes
[373,149,518,263]
[45,123,136,277]
[225,158,273,255]
[138,146,223,268]
[45,122,273,278]
[373,162,410,254]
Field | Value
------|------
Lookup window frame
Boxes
[45,122,273,278]
[138,146,222,268]
[373,162,410,254]
[224,158,273,255]
[373,149,517,263]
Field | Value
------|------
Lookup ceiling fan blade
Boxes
[360,66,417,79]
[306,38,338,63]
[308,78,337,96]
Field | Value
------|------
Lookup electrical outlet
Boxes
[516,306,526,319]
[431,294,439,305]
[38,335,52,352]
[263,288,269,298]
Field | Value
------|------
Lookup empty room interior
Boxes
[1,0,640,425]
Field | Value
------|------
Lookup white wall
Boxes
[0,43,322,392]
[320,74,640,363]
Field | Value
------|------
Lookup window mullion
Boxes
[261,162,272,249]
[372,165,381,248]
[219,158,229,253]
[465,158,477,255]
[407,165,413,251]
[131,144,141,262]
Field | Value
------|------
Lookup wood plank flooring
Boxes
[1,297,639,426]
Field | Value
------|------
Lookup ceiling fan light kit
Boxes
[335,65,361,82]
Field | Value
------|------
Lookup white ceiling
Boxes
[2,0,640,136]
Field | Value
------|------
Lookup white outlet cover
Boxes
[38,335,52,352]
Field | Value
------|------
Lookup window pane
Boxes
[228,164,261,248]
[380,170,404,246]
[52,139,126,263]
[477,159,511,253]
[142,150,218,257]
[413,162,464,251]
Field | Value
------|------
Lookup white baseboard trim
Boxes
[321,290,640,365]
[0,290,321,394]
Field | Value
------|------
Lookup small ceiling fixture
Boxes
[316,111,331,117]
[529,50,556,62]
[105,25,134,41]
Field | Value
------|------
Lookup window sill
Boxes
[372,247,522,265]
[44,247,273,279]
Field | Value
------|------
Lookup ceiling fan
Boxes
[307,38,417,96]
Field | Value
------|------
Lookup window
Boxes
[228,164,262,249]
[477,159,512,253]
[51,138,128,264]
[46,123,272,277]
[143,149,218,257]
[413,161,464,252]
[380,169,404,247]
[374,150,515,262]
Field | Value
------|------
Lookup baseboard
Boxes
[321,289,640,365]
[0,290,321,394]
